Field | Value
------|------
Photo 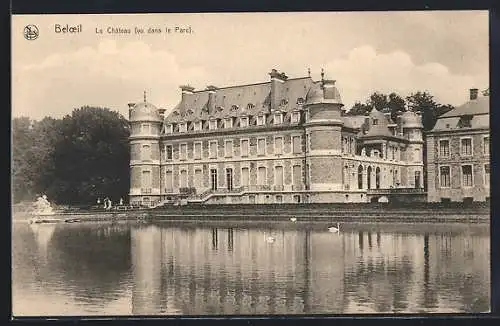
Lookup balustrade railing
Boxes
[367,187,426,195]
[187,183,307,202]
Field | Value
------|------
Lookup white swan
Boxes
[290,217,297,222]
[328,223,340,233]
[265,235,276,243]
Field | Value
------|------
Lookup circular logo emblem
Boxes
[24,25,39,40]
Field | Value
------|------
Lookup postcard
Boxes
[11,11,490,316]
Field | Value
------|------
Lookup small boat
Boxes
[64,218,81,223]
[290,217,297,222]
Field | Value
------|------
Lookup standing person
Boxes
[119,198,124,206]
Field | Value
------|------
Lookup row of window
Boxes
[162,164,304,191]
[438,136,489,157]
[438,164,489,188]
[163,111,302,134]
[142,163,415,192]
[139,141,413,163]
[162,136,303,161]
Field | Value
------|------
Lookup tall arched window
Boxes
[358,165,363,189]
[376,167,381,189]
[367,166,372,189]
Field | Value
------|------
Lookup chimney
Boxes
[470,88,479,100]
[206,85,218,115]
[269,69,288,111]
[180,85,195,101]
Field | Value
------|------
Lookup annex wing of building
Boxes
[425,88,490,203]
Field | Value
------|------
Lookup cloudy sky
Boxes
[12,11,489,120]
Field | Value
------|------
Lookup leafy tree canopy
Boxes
[346,91,454,131]
[12,107,130,205]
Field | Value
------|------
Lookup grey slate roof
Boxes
[431,95,489,132]
[165,77,314,123]
[439,96,489,118]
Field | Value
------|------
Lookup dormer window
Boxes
[224,117,233,129]
[179,122,187,133]
[194,121,202,131]
[257,114,265,126]
[247,103,255,110]
[373,119,378,126]
[291,111,300,124]
[240,116,249,128]
[297,98,304,105]
[274,112,283,125]
[458,115,473,128]
[280,99,288,106]
[209,119,217,130]
[187,109,194,116]
[165,124,173,134]
[231,105,239,112]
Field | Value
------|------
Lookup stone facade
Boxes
[128,70,425,206]
[425,89,490,203]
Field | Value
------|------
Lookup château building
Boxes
[425,88,490,203]
[128,69,425,206]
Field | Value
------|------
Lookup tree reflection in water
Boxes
[21,223,131,308]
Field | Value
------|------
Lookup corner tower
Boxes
[303,73,344,202]
[401,110,424,189]
[128,92,163,207]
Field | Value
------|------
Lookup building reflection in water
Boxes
[13,221,491,315]
[131,225,164,314]
[129,224,489,315]
[342,228,490,313]
[130,225,346,315]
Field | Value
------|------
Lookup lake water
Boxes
[12,217,490,316]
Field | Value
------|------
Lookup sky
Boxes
[12,11,489,120]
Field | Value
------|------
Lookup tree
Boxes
[406,91,448,131]
[12,117,64,203]
[31,117,63,196]
[387,93,406,122]
[436,104,455,117]
[12,107,131,205]
[367,92,388,111]
[12,117,35,202]
[346,102,372,116]
[50,107,130,204]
